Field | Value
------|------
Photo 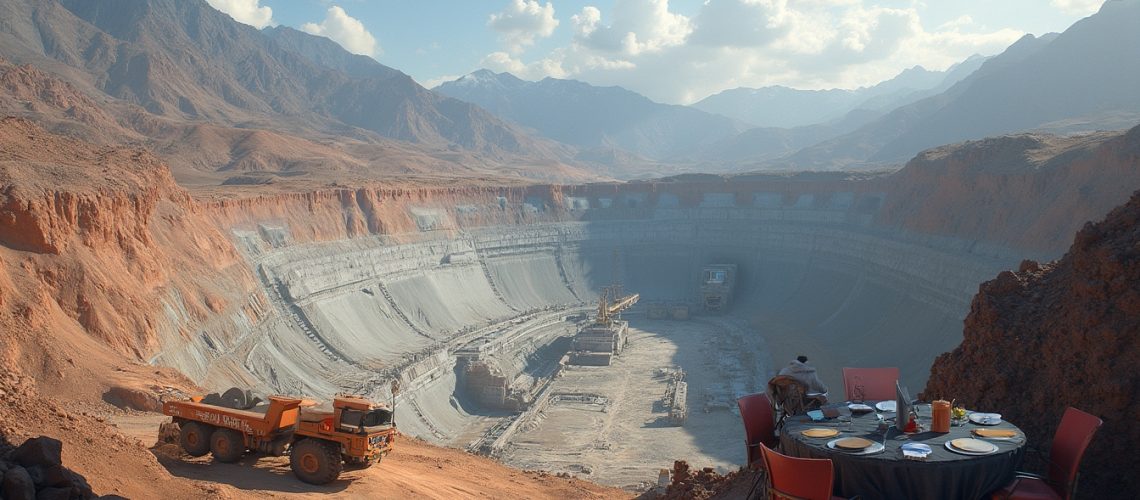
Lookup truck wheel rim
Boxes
[301,453,319,473]
[215,437,228,454]
[187,433,199,446]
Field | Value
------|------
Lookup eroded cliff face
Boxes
[0,118,256,399]
[925,191,1140,499]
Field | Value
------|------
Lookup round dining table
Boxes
[779,403,1027,500]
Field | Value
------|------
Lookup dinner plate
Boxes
[945,438,998,455]
[875,401,897,412]
[848,403,874,414]
[802,428,840,438]
[827,438,885,455]
[834,437,874,450]
[968,413,1003,425]
[972,428,1018,440]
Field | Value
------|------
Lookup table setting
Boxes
[779,399,1027,499]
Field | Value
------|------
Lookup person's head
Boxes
[796,355,809,363]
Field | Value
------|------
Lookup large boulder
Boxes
[10,437,62,468]
[2,465,35,500]
[1,437,96,499]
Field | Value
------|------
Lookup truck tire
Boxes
[290,439,343,485]
[210,428,245,463]
[179,422,214,457]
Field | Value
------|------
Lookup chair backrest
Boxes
[841,367,900,402]
[1048,407,1103,499]
[767,375,811,417]
[737,393,777,467]
[761,445,835,500]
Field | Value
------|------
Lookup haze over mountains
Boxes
[434,70,746,162]
[691,56,987,129]
[435,0,1140,173]
[0,0,1137,182]
[783,0,1140,169]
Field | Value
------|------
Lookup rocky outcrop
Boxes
[881,124,1140,257]
[925,190,1140,499]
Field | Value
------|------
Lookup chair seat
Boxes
[991,477,1061,500]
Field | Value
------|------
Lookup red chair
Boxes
[991,407,1104,500]
[760,445,846,500]
[841,367,899,402]
[737,393,777,469]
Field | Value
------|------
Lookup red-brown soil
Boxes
[925,191,1140,499]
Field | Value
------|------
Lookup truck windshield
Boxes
[340,407,394,432]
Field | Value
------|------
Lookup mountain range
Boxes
[782,0,1140,169]
[0,0,1138,181]
[691,55,986,129]
[434,70,747,161]
[0,0,584,185]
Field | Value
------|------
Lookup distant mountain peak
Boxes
[435,70,744,161]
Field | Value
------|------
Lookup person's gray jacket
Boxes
[778,360,829,396]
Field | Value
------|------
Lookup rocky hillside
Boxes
[879,123,1140,257]
[925,191,1140,499]
[0,0,585,183]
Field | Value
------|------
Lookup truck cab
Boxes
[297,396,396,468]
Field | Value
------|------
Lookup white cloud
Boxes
[572,0,692,55]
[835,6,921,61]
[205,0,274,29]
[1050,0,1104,16]
[476,0,1027,104]
[488,0,560,53]
[690,0,792,48]
[301,6,380,57]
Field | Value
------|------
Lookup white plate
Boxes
[848,403,874,413]
[944,440,998,455]
[875,401,897,412]
[968,413,1003,425]
[826,439,886,455]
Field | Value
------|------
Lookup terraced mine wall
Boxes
[149,177,1032,448]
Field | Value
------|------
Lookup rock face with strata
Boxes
[925,191,1140,499]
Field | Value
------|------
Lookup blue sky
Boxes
[206,0,1105,104]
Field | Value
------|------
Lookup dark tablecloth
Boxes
[779,403,1026,500]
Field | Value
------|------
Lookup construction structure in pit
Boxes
[569,286,640,366]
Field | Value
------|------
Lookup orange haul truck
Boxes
[162,394,396,484]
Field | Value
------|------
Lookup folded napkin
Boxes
[901,443,932,461]
[973,428,1017,438]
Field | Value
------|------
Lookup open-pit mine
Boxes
[142,176,1043,488]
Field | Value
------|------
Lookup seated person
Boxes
[778,355,829,403]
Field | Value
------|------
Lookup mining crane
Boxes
[595,285,639,325]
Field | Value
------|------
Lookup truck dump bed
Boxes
[163,395,302,437]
